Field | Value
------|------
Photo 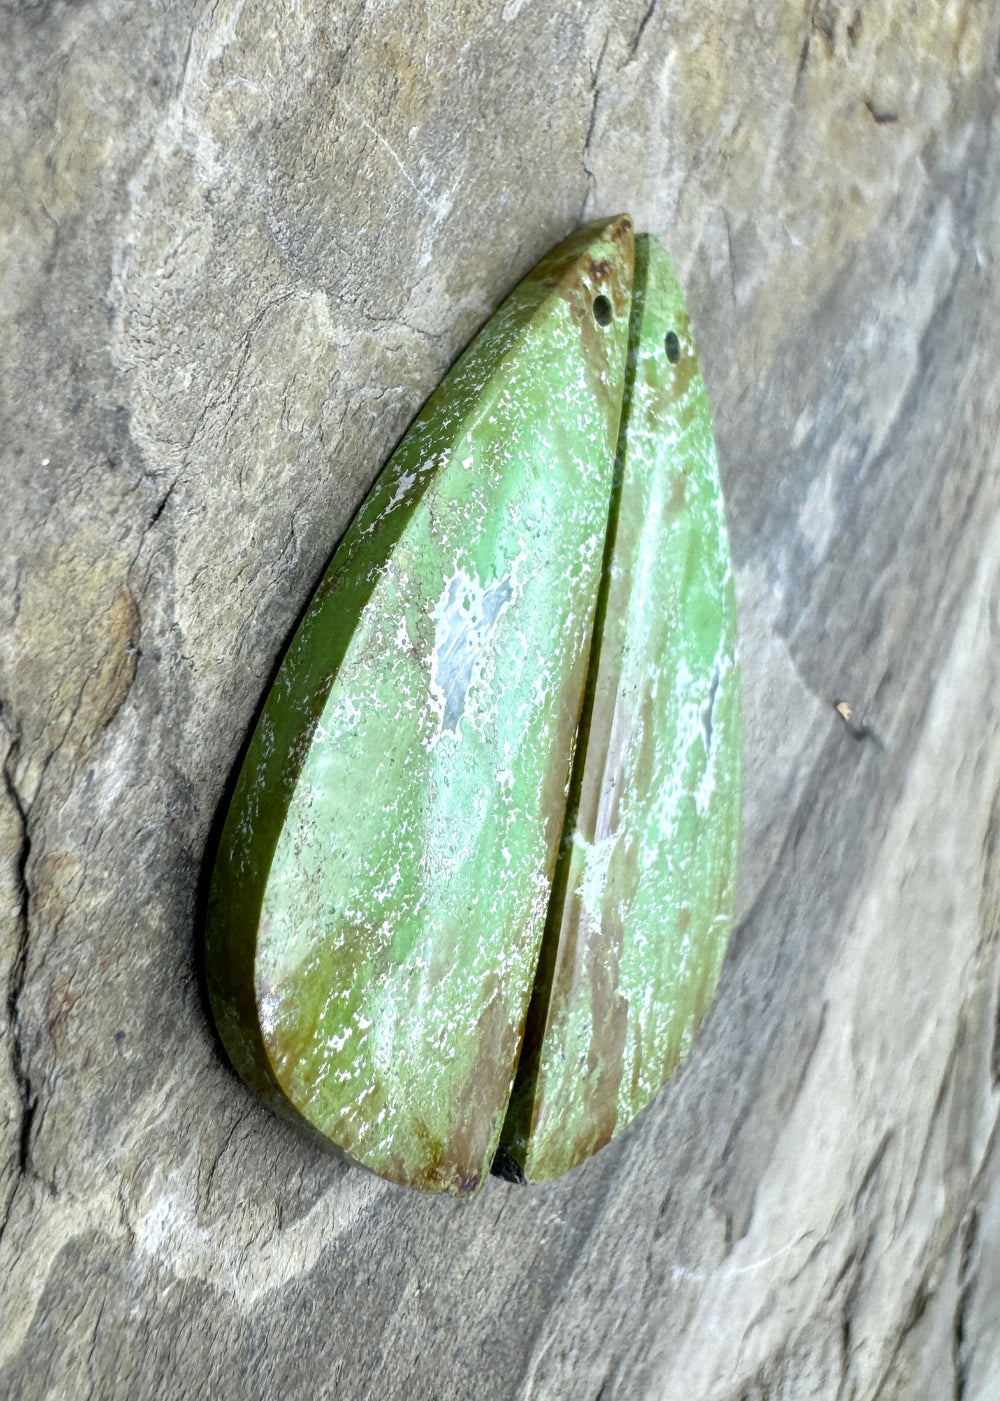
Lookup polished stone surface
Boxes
[207,219,740,1196]
[206,218,634,1193]
[500,235,740,1182]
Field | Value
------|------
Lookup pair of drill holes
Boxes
[591,293,681,364]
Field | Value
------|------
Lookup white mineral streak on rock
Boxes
[652,510,1000,1401]
[0,1070,385,1364]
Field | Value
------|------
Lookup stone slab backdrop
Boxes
[2,1,1000,1398]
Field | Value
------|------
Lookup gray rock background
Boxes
[2,0,999,1396]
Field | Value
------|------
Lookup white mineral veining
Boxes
[575,829,619,922]
[258,990,279,1038]
[426,563,516,742]
[385,471,418,512]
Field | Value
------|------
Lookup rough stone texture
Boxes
[1,1,999,1397]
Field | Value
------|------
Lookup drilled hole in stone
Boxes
[592,295,613,327]
[665,330,681,363]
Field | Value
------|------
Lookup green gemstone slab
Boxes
[205,216,635,1194]
[497,234,742,1182]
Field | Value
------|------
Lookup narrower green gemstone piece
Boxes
[205,217,635,1194]
[497,234,742,1182]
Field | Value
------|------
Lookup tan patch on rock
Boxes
[5,532,139,767]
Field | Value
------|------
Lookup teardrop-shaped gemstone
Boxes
[206,217,635,1193]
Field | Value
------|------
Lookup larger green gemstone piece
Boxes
[206,216,636,1194]
[205,219,741,1196]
